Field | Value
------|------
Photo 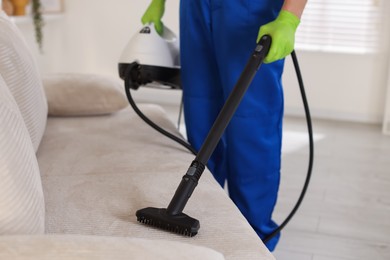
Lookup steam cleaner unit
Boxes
[118,24,314,243]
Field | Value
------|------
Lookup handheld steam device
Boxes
[120,25,272,236]
[119,24,314,242]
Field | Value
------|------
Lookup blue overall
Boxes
[180,0,284,251]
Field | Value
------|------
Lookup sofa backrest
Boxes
[0,73,45,235]
[0,10,46,235]
[0,10,47,152]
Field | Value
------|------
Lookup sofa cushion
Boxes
[0,235,225,260]
[0,74,45,234]
[42,73,129,116]
[0,11,47,152]
[37,105,275,260]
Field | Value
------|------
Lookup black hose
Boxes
[263,50,314,243]
[124,76,197,155]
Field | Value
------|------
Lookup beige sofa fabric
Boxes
[0,11,47,152]
[37,105,275,260]
[42,73,129,117]
[0,75,45,234]
[0,9,273,259]
[0,235,225,260]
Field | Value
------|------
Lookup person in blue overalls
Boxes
[142,0,307,251]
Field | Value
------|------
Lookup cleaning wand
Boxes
[135,35,272,237]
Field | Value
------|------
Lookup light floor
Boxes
[273,117,390,260]
[149,100,390,260]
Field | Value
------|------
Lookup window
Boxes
[296,0,383,54]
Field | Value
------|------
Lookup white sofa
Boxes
[0,10,275,260]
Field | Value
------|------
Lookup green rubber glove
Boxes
[257,10,300,63]
[141,0,166,35]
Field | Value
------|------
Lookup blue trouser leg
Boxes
[180,0,227,186]
[180,0,284,251]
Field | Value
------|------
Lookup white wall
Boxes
[15,0,390,124]
[16,0,180,76]
[283,51,389,123]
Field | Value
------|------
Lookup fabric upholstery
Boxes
[0,11,47,152]
[42,73,129,116]
[0,75,45,235]
[37,105,275,260]
[0,235,225,260]
[0,9,273,260]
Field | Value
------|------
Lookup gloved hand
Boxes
[141,0,166,35]
[257,10,300,63]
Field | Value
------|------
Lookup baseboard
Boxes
[284,107,383,124]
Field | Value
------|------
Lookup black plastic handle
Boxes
[254,35,272,69]
[257,35,272,53]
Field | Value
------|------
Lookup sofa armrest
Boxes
[0,235,225,260]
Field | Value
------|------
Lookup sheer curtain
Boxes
[296,0,383,54]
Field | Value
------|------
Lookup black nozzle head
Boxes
[136,207,200,237]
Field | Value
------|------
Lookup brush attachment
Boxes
[136,207,200,237]
[136,161,204,237]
